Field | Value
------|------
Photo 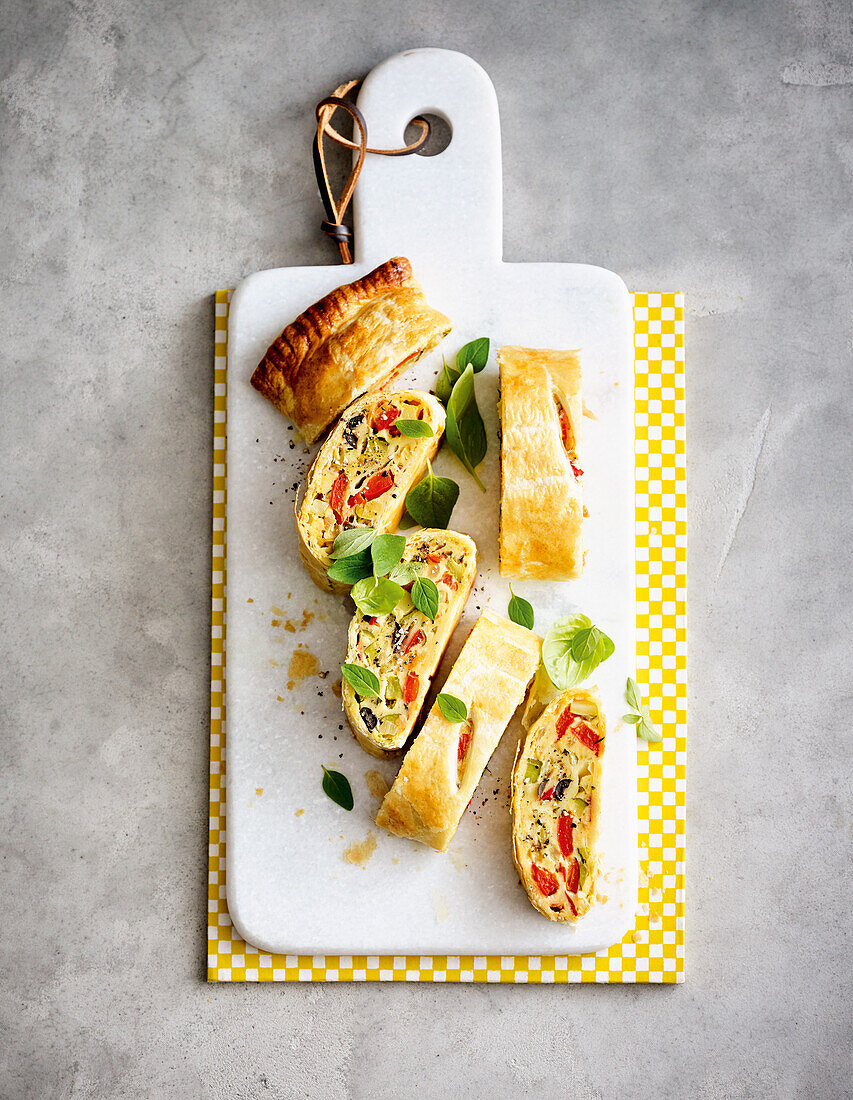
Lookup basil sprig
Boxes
[396,419,434,438]
[623,677,662,743]
[370,533,406,577]
[405,459,459,528]
[340,662,380,697]
[437,693,468,723]
[411,575,440,620]
[436,338,490,403]
[351,575,406,615]
[542,613,615,690]
[445,363,487,492]
[327,547,374,585]
[321,766,354,811]
[330,527,376,559]
[507,585,534,630]
[387,561,420,585]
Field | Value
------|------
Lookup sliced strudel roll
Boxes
[342,530,477,758]
[511,687,605,921]
[498,345,584,580]
[376,610,541,852]
[296,390,445,593]
[251,257,451,442]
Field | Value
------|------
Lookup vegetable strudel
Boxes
[296,390,445,593]
[342,530,477,758]
[511,687,605,921]
[497,346,584,580]
[376,610,542,852]
[251,257,452,442]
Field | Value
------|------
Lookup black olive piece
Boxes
[391,622,405,652]
[342,413,365,449]
[359,706,377,731]
[554,777,572,801]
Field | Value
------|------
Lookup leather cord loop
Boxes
[313,80,430,263]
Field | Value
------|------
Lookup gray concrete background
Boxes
[1,0,851,1096]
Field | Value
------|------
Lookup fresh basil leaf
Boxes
[405,461,460,528]
[350,576,407,615]
[445,364,487,491]
[340,662,381,697]
[411,575,440,620]
[321,766,354,811]
[330,526,377,559]
[637,717,663,744]
[396,510,417,530]
[370,533,406,577]
[435,356,459,405]
[386,561,420,585]
[507,585,534,630]
[542,613,614,690]
[456,337,489,373]
[327,547,374,585]
[571,627,598,661]
[395,419,434,438]
[437,693,468,723]
[626,677,642,712]
[622,713,641,724]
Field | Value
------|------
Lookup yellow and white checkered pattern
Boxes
[208,289,686,983]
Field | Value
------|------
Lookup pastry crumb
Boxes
[295,808,304,817]
[287,646,320,690]
[255,788,263,797]
[343,831,377,867]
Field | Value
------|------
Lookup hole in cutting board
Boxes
[405,113,452,157]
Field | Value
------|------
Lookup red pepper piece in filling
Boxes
[424,553,444,564]
[557,404,573,450]
[403,671,419,703]
[441,572,458,590]
[564,859,580,895]
[531,863,559,897]
[556,708,601,756]
[567,896,578,916]
[573,721,602,756]
[570,459,584,480]
[371,407,401,435]
[403,627,424,655]
[329,471,349,524]
[457,728,472,762]
[350,470,395,509]
[557,813,574,858]
[397,350,420,369]
[540,786,555,801]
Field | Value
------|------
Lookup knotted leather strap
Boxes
[313,79,430,263]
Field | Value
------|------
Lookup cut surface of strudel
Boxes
[251,257,452,443]
[511,687,605,921]
[376,610,541,852]
[342,530,477,758]
[498,345,584,580]
[296,391,445,593]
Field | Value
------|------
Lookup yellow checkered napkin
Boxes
[208,291,686,983]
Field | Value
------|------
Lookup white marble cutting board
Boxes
[225,48,637,956]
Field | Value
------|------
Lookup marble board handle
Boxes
[353,48,503,269]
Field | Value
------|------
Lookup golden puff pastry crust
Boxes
[295,391,445,594]
[511,687,605,921]
[498,346,584,580]
[376,610,542,852]
[342,530,477,759]
[251,257,452,443]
